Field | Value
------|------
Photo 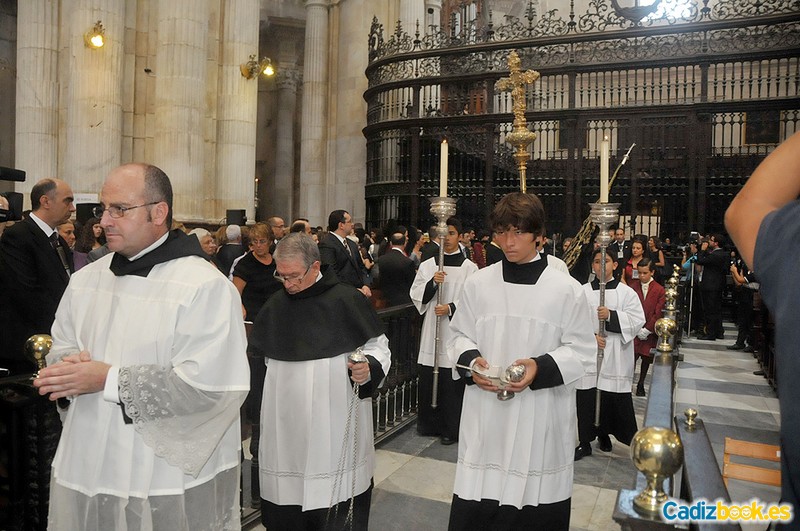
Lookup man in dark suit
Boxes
[214,224,245,276]
[609,228,631,280]
[372,231,415,306]
[0,178,75,374]
[695,233,729,340]
[318,209,371,297]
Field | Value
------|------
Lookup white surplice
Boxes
[410,254,478,368]
[578,282,646,393]
[259,335,391,510]
[447,260,597,508]
[46,253,249,531]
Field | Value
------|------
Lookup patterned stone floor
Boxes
[247,323,781,530]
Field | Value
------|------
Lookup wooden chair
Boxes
[722,437,781,487]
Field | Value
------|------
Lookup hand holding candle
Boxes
[600,135,609,203]
[440,139,448,197]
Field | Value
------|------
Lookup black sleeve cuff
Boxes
[529,354,564,390]
[358,355,386,398]
[447,302,456,320]
[605,310,621,333]
[120,402,133,424]
[422,278,438,304]
[456,350,481,384]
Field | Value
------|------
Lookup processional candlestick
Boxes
[495,51,540,193]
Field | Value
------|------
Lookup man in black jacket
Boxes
[372,230,416,306]
[0,178,75,374]
[695,234,729,340]
[318,209,371,297]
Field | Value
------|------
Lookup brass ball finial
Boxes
[655,317,677,353]
[630,426,684,515]
[24,334,53,372]
[684,408,698,429]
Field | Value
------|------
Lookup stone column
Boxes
[424,0,442,31]
[272,67,300,221]
[299,0,329,225]
[61,1,125,198]
[215,0,260,223]
[15,0,60,205]
[153,0,209,222]
[400,0,425,35]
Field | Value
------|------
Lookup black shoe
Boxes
[727,343,745,350]
[574,444,592,461]
[717,332,725,339]
[753,370,766,376]
[698,335,716,341]
[743,345,755,353]
[598,435,613,452]
[636,385,646,397]
[440,436,457,446]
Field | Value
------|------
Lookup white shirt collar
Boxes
[128,231,170,261]
[332,232,347,245]
[29,212,56,237]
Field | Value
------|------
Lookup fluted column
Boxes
[425,0,442,31]
[61,1,125,196]
[15,0,59,205]
[299,0,329,224]
[400,0,425,35]
[215,0,259,223]
[272,67,300,220]
[154,0,209,222]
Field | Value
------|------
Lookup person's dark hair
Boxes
[632,234,648,248]
[712,233,726,247]
[327,209,348,232]
[75,217,106,253]
[290,220,307,233]
[637,257,654,271]
[446,216,463,235]
[649,235,662,249]
[142,164,173,226]
[31,179,57,211]
[390,232,406,246]
[477,229,491,242]
[591,247,617,261]
[489,192,545,236]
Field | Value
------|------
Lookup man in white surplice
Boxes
[249,233,391,531]
[34,163,249,531]
[447,192,596,531]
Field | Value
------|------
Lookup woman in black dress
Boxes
[231,222,283,505]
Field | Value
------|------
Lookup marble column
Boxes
[215,0,260,223]
[61,1,125,198]
[15,0,60,205]
[424,0,442,31]
[153,0,209,222]
[400,0,425,36]
[272,66,300,221]
[299,0,329,225]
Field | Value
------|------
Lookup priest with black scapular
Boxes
[249,233,392,531]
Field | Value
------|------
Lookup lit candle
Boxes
[440,139,448,197]
[600,135,609,203]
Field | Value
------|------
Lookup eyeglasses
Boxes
[93,202,159,219]
[273,264,312,285]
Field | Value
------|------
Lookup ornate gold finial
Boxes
[630,426,684,515]
[684,408,698,429]
[25,334,53,375]
[495,51,540,193]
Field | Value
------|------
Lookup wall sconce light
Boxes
[84,20,105,49]
[240,55,275,79]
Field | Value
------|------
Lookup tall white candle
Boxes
[600,135,609,203]
[440,139,448,197]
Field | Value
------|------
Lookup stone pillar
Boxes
[215,0,260,223]
[61,1,125,198]
[424,0,442,31]
[153,0,209,222]
[400,0,425,35]
[299,0,329,225]
[15,0,60,205]
[271,67,300,221]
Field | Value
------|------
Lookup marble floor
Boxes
[247,323,781,530]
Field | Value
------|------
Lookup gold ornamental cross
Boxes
[495,51,540,193]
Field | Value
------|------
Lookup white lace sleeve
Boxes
[119,364,247,477]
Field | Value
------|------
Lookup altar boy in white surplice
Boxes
[447,192,596,531]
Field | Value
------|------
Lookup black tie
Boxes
[49,232,72,278]
[343,239,352,256]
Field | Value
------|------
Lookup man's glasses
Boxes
[273,264,312,285]
[93,202,159,219]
